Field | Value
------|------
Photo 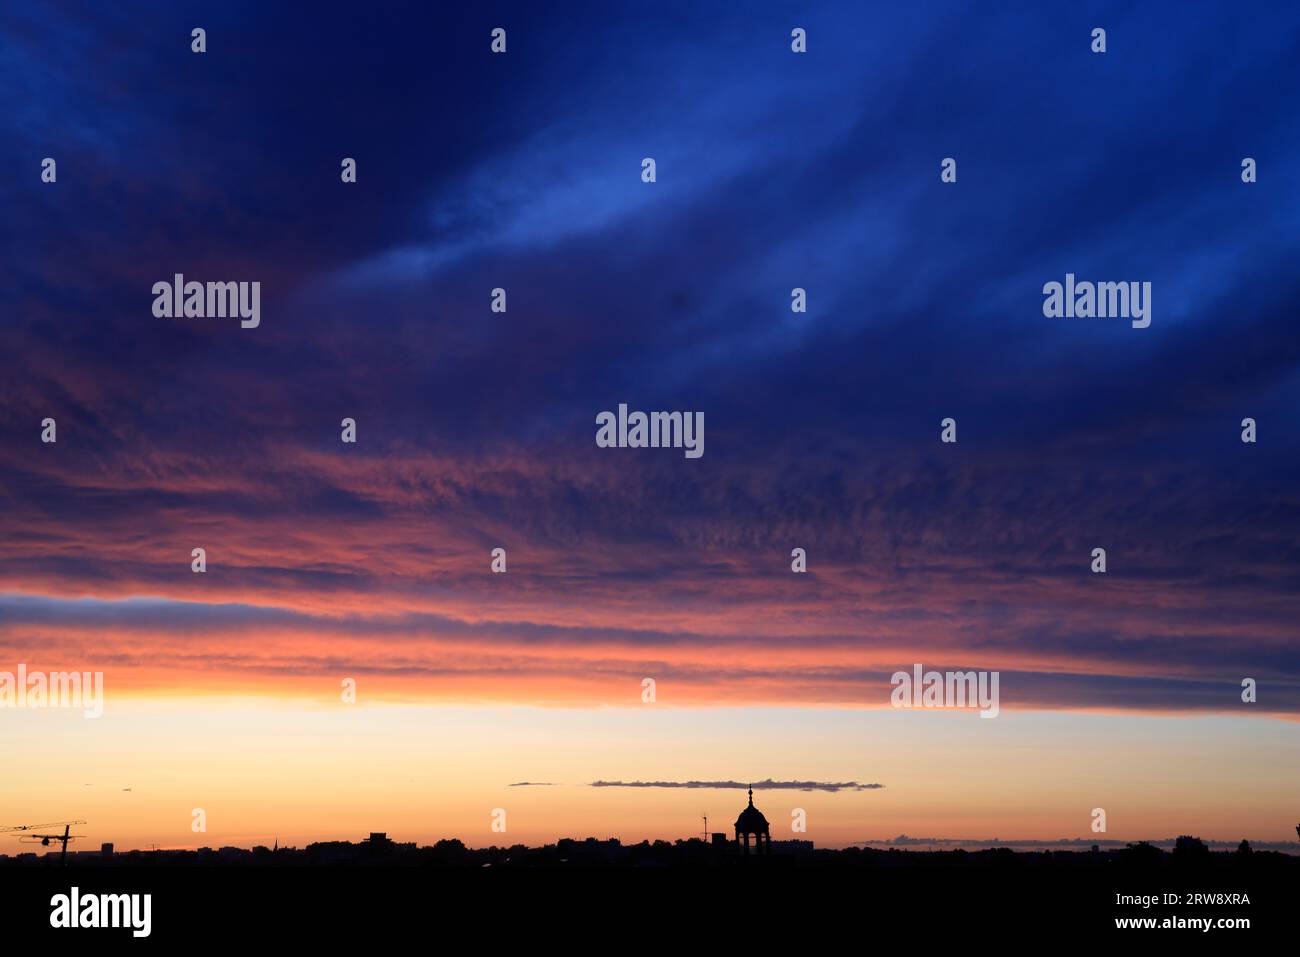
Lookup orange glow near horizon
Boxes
[4,698,1297,854]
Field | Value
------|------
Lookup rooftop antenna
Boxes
[702,815,709,841]
[1,821,87,865]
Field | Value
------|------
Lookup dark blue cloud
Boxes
[2,2,1298,709]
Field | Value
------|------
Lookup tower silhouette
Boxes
[734,786,770,857]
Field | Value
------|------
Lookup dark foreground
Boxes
[0,843,1291,943]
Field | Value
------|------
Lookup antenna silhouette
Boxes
[1,821,86,865]
[702,814,709,841]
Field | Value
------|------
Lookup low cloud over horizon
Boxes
[589,779,884,793]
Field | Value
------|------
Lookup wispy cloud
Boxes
[2,0,1298,719]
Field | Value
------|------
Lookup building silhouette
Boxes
[734,787,770,856]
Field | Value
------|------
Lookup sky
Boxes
[1,1,1298,852]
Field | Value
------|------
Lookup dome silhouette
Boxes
[733,786,771,857]
[734,791,769,831]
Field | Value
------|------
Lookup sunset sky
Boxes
[2,1,1299,851]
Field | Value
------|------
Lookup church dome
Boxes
[734,788,769,832]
